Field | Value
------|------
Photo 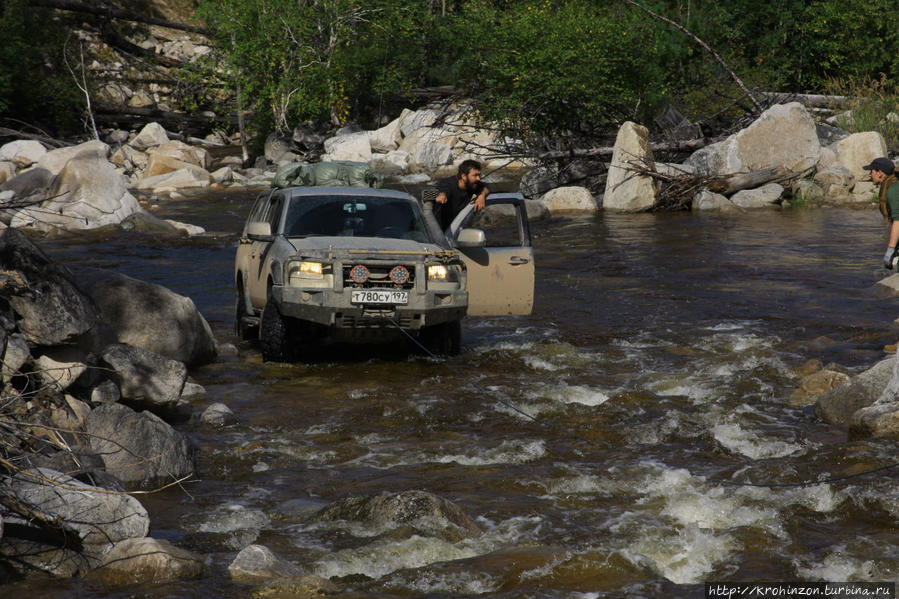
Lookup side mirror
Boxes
[456,227,486,248]
[247,221,272,238]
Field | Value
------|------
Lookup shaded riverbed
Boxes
[20,192,899,597]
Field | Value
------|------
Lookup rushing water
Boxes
[17,191,899,598]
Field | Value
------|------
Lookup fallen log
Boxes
[30,0,211,35]
[758,92,853,110]
[535,137,718,161]
[707,166,789,195]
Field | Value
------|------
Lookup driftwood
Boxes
[93,102,238,136]
[707,166,789,195]
[535,137,718,161]
[627,162,812,211]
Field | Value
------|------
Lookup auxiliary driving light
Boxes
[427,264,448,280]
[389,265,410,285]
[350,264,370,284]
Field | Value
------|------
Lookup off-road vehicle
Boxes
[234,186,534,361]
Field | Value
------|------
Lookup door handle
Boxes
[508,256,530,265]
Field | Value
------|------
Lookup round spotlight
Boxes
[389,265,410,285]
[350,264,369,284]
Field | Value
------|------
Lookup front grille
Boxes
[342,263,416,289]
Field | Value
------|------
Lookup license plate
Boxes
[351,289,408,305]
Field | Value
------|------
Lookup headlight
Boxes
[428,264,448,280]
[287,260,323,281]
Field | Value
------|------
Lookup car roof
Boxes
[283,186,416,201]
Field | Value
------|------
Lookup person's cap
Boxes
[862,157,896,174]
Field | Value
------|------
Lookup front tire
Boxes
[260,297,292,362]
[419,320,461,357]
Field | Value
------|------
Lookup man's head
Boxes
[457,159,482,192]
[863,157,896,184]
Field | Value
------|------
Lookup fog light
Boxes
[350,264,369,284]
[389,265,410,285]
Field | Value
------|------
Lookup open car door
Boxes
[448,193,534,316]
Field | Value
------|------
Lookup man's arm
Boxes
[472,185,489,212]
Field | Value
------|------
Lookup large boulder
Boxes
[370,113,407,152]
[99,343,188,414]
[0,468,149,576]
[538,186,598,213]
[36,140,109,176]
[850,356,899,437]
[71,266,216,366]
[0,228,99,345]
[85,402,197,489]
[311,490,482,539]
[815,357,894,427]
[130,122,169,152]
[322,131,372,163]
[685,103,821,176]
[147,140,210,170]
[132,168,212,191]
[603,121,656,211]
[830,131,888,182]
[0,140,47,164]
[13,143,144,232]
[89,537,206,586]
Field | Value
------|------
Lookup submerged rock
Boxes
[312,490,482,539]
[89,537,206,586]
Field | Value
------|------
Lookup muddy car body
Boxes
[235,186,534,361]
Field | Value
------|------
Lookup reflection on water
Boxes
[27,194,899,597]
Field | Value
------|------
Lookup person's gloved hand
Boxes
[885,246,897,269]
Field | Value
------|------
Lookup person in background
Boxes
[433,159,489,231]
[865,157,899,269]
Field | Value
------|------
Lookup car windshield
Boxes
[283,194,431,242]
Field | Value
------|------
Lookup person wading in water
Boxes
[865,157,899,269]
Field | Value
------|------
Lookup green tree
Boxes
[0,0,86,136]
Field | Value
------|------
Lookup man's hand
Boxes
[885,246,897,269]
[435,192,447,204]
[472,193,486,212]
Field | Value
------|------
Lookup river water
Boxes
[18,191,899,598]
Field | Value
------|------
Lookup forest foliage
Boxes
[2,0,898,142]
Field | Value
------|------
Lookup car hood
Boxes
[288,236,443,254]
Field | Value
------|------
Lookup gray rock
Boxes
[1,333,30,384]
[229,544,303,582]
[730,183,784,208]
[73,266,216,366]
[90,379,121,404]
[264,133,293,163]
[0,166,54,199]
[312,490,482,539]
[36,139,109,176]
[0,140,47,163]
[4,468,149,544]
[692,190,741,213]
[34,350,87,392]
[538,186,598,214]
[0,468,149,576]
[815,357,894,427]
[89,537,206,586]
[200,402,235,426]
[13,143,144,232]
[685,103,821,176]
[85,402,196,489]
[99,343,187,413]
[130,122,169,151]
[0,228,99,345]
